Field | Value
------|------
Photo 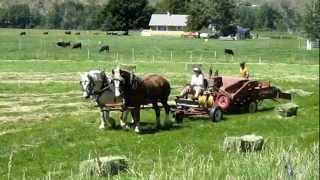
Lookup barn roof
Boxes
[149,14,189,27]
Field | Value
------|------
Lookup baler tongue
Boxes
[277,91,292,100]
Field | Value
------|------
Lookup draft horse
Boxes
[80,70,118,129]
[112,68,171,133]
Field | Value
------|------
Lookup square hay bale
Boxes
[120,64,136,72]
[79,156,128,177]
[223,135,264,152]
[276,103,298,117]
[240,135,264,152]
[223,136,242,152]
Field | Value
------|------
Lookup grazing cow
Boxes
[224,48,234,56]
[75,32,80,35]
[72,42,82,49]
[56,41,71,48]
[106,32,118,36]
[99,45,110,53]
[65,31,71,35]
[43,32,49,35]
[20,32,26,36]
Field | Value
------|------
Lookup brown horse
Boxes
[112,68,171,133]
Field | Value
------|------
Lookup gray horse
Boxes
[80,70,117,129]
[80,70,133,129]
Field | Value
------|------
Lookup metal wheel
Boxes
[248,101,257,113]
[216,94,231,111]
[209,106,223,122]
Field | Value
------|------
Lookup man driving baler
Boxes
[180,67,204,99]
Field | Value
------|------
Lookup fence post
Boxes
[170,51,173,62]
[190,51,193,62]
[18,39,22,51]
[152,55,155,63]
[259,56,262,64]
[214,51,217,58]
[87,48,90,60]
[132,48,135,61]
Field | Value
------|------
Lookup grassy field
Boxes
[0,28,319,179]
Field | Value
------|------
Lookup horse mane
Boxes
[120,69,143,92]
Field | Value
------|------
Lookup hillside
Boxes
[0,0,311,13]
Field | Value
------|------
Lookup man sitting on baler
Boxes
[179,67,205,99]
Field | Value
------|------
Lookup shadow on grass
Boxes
[109,122,184,134]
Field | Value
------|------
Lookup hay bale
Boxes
[223,135,264,152]
[276,103,298,117]
[223,136,242,152]
[240,135,264,152]
[79,156,128,177]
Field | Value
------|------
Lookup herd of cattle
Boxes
[18,30,234,55]
[19,31,110,53]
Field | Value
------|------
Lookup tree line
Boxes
[0,0,318,39]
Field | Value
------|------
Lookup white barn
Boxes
[146,13,189,36]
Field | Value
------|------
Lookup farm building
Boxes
[147,13,189,36]
[235,26,251,40]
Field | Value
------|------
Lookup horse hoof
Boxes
[134,127,140,133]
[99,125,106,129]
[120,121,126,128]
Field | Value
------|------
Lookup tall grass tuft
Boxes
[124,143,319,179]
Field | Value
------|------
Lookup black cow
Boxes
[20,32,26,36]
[224,48,234,56]
[99,45,110,53]
[65,31,71,35]
[72,42,82,49]
[106,32,118,36]
[43,32,49,35]
[56,41,71,48]
[75,32,80,35]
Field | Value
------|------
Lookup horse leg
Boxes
[162,100,173,128]
[120,110,130,129]
[132,108,141,133]
[107,111,116,128]
[99,109,107,129]
[152,102,161,129]
[99,110,115,129]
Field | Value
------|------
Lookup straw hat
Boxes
[193,67,201,72]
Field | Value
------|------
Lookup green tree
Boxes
[186,0,237,32]
[81,4,103,30]
[186,0,211,30]
[256,4,281,30]
[100,0,154,31]
[155,0,190,14]
[7,4,31,28]
[0,8,8,27]
[304,0,320,40]
[60,1,84,29]
[238,6,256,30]
[209,0,237,31]
[47,3,63,28]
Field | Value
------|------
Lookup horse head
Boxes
[80,70,112,98]
[112,68,134,97]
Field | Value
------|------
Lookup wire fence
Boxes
[0,38,318,65]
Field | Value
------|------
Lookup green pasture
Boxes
[0,28,319,179]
